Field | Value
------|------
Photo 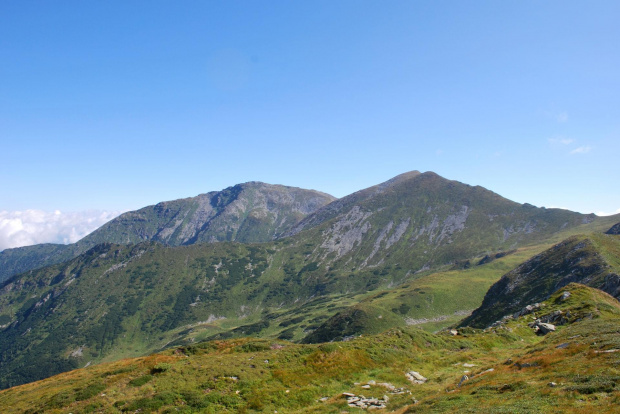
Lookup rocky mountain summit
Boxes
[0,182,335,283]
[285,171,598,274]
[85,182,335,246]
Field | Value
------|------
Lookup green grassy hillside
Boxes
[1,172,619,390]
[1,283,618,413]
[461,233,620,328]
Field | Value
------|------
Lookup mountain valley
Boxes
[0,171,619,412]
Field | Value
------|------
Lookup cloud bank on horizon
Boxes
[0,210,122,251]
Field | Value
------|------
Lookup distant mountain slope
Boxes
[285,171,601,274]
[82,182,335,246]
[0,171,617,389]
[0,243,82,285]
[460,233,620,328]
[0,182,335,283]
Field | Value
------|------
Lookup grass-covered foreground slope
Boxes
[0,182,335,284]
[461,232,620,329]
[1,283,618,413]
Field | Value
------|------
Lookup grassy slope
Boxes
[1,213,617,390]
[301,246,540,342]
[1,283,618,413]
[461,233,620,329]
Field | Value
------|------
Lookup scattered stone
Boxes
[449,329,458,336]
[529,320,556,335]
[342,393,388,410]
[536,310,568,325]
[377,382,395,391]
[406,371,428,384]
[367,380,376,385]
[560,291,571,301]
[594,349,620,354]
[556,343,569,349]
[537,323,556,335]
[457,375,469,387]
[513,303,542,319]
[319,397,329,402]
[463,363,476,367]
[361,385,371,389]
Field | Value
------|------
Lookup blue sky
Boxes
[1,1,619,247]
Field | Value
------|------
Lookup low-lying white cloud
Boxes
[570,146,592,154]
[0,210,122,251]
[596,208,620,217]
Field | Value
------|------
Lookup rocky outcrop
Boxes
[606,222,620,235]
[343,393,389,410]
[405,371,428,384]
[531,322,556,335]
[460,235,620,329]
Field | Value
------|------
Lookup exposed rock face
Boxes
[606,222,620,235]
[286,171,597,274]
[84,182,336,246]
[533,322,556,335]
[319,206,373,260]
[0,182,335,283]
[406,371,428,384]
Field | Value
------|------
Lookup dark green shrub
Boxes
[128,374,152,387]
[75,382,106,401]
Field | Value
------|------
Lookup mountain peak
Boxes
[375,170,422,189]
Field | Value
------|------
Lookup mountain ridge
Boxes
[0,182,335,283]
[460,232,620,328]
[0,171,618,389]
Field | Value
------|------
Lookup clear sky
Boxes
[1,1,619,249]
